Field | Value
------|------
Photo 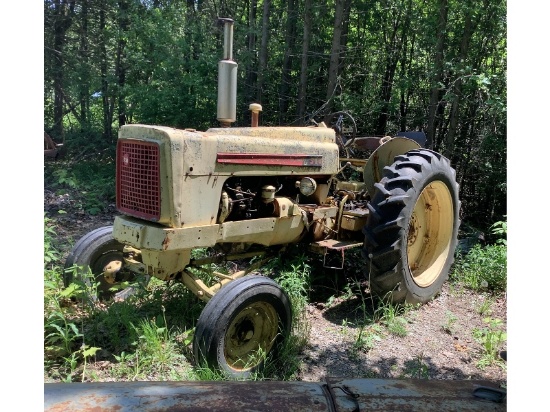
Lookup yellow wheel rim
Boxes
[224,301,279,371]
[407,181,454,287]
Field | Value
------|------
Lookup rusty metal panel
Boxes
[363,137,420,195]
[340,215,367,231]
[44,380,331,412]
[44,378,506,412]
[329,378,506,412]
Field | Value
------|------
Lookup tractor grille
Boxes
[116,140,161,221]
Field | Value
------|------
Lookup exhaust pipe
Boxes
[217,18,237,127]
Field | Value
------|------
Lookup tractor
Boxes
[64,19,460,379]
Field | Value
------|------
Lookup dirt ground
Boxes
[44,189,507,388]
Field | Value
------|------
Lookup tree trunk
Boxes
[78,0,89,128]
[52,0,74,140]
[117,0,129,128]
[443,0,483,158]
[398,5,416,132]
[373,0,412,135]
[426,0,448,149]
[99,1,113,140]
[256,0,271,104]
[296,0,313,125]
[324,0,347,120]
[279,0,298,124]
[245,0,258,110]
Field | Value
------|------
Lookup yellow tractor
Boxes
[64,19,460,379]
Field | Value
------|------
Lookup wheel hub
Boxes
[407,181,454,287]
[225,302,278,371]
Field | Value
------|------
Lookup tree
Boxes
[324,0,351,121]
[48,0,75,140]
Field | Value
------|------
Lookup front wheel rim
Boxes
[224,301,279,371]
[407,181,454,287]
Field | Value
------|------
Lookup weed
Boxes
[452,244,506,292]
[472,317,507,369]
[490,219,507,246]
[353,324,383,353]
[475,296,495,316]
[451,219,507,292]
[80,345,101,382]
[44,215,61,266]
[442,311,458,334]
[61,352,79,382]
[274,258,311,316]
[402,353,430,379]
[46,159,116,214]
[374,294,411,337]
[387,317,408,337]
[44,311,83,357]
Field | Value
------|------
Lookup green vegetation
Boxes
[44,213,508,382]
[442,311,458,335]
[44,222,313,382]
[45,0,507,230]
[45,159,115,215]
[401,353,430,379]
[472,318,507,370]
[451,219,507,293]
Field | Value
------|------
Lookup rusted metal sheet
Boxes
[44,380,331,412]
[330,378,506,412]
[363,137,420,195]
[44,378,506,412]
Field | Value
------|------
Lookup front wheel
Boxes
[363,149,460,304]
[63,226,137,301]
[193,275,292,379]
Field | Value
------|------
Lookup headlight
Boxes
[298,177,317,196]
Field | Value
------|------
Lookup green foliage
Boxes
[45,159,115,215]
[44,218,96,382]
[442,311,458,335]
[373,294,414,338]
[401,353,430,379]
[44,0,506,229]
[451,218,507,292]
[452,243,507,292]
[472,317,507,370]
[44,215,60,266]
[475,296,495,317]
[265,250,312,379]
[490,218,507,246]
[129,308,187,378]
[272,256,311,317]
[351,323,383,356]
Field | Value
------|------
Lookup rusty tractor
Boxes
[64,19,460,379]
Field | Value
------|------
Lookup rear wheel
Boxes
[193,275,292,379]
[64,226,137,301]
[363,149,460,304]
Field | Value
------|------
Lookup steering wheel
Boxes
[327,111,357,157]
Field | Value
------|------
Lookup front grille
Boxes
[116,140,161,221]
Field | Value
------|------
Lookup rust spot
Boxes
[372,152,380,181]
[162,236,170,250]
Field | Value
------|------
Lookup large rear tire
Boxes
[363,149,460,304]
[193,275,292,379]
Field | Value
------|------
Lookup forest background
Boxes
[0,0,539,409]
[43,0,506,229]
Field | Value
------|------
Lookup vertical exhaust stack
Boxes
[217,18,237,127]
